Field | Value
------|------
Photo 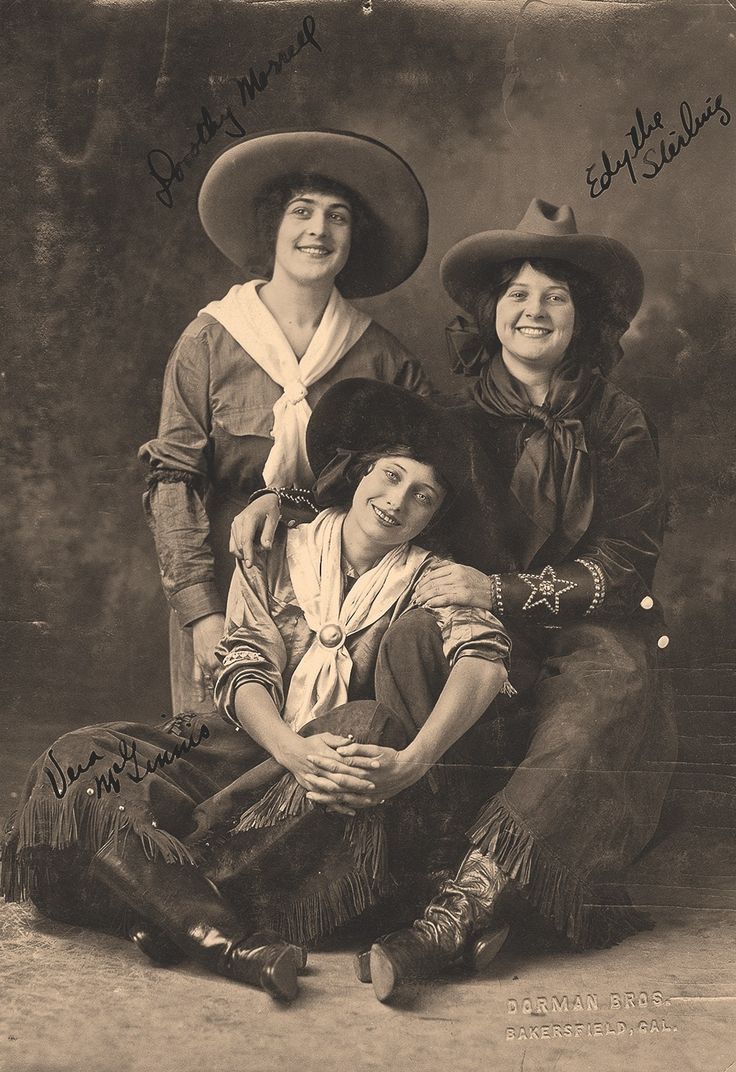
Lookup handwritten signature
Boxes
[44,722,211,799]
[586,94,731,198]
[146,15,322,209]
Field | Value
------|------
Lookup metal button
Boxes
[640,596,654,610]
[657,635,670,649]
[318,623,345,649]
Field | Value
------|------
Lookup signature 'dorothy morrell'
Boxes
[146,15,322,209]
[586,93,731,198]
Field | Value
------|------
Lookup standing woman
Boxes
[139,130,430,716]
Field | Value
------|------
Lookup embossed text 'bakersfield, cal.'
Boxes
[504,989,676,1041]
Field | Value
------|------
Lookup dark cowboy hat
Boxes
[198,129,428,299]
[440,198,644,322]
[305,378,471,503]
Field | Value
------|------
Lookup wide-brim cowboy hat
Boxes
[305,378,471,505]
[441,198,644,322]
[198,129,428,299]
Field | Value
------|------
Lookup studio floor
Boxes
[3,668,736,1072]
[1,897,734,1072]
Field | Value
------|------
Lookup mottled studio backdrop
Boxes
[2,0,734,810]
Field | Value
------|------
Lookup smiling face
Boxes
[346,455,447,553]
[495,262,576,374]
[272,189,352,287]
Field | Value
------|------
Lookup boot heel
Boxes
[369,942,399,1003]
[465,924,509,972]
[354,948,372,983]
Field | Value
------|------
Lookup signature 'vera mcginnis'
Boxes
[586,94,731,198]
[43,722,210,800]
[146,15,322,209]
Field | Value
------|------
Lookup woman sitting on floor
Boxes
[1,380,511,1005]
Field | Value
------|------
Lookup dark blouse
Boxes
[442,376,665,623]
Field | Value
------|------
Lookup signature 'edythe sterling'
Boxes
[586,92,731,197]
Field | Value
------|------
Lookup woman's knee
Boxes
[377,608,445,668]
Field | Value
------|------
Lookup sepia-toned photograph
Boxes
[2,2,734,1070]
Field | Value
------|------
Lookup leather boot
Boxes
[127,916,186,966]
[93,838,298,1002]
[368,849,509,1002]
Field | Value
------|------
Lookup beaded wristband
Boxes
[276,486,319,516]
[489,573,505,617]
[575,557,606,615]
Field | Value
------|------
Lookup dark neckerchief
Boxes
[472,351,599,564]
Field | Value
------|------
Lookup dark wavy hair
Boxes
[474,257,631,374]
[249,172,379,289]
[319,444,447,503]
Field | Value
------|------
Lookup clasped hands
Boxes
[281,732,427,817]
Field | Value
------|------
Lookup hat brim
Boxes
[306,378,469,498]
[198,129,428,299]
[441,230,644,321]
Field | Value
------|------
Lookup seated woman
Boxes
[201,379,512,948]
[231,200,678,1003]
[1,380,511,1005]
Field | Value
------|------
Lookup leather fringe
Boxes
[234,773,309,830]
[263,867,381,947]
[1,788,195,903]
[235,774,390,945]
[466,791,652,949]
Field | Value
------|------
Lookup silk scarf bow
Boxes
[200,281,371,487]
[448,315,598,563]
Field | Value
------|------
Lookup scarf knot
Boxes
[471,351,599,564]
[199,282,371,486]
[284,377,308,405]
[528,404,558,436]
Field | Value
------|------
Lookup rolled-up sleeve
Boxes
[435,604,511,671]
[413,559,511,671]
[139,326,221,626]
[213,560,288,726]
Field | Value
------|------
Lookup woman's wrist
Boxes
[400,742,433,782]
[248,488,280,507]
[272,729,306,771]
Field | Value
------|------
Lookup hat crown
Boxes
[517,198,578,238]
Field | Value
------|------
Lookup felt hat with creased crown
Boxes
[198,129,428,299]
[440,198,644,321]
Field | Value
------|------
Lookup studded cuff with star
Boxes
[490,561,605,622]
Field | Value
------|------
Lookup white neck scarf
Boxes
[200,281,371,487]
[283,508,430,730]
